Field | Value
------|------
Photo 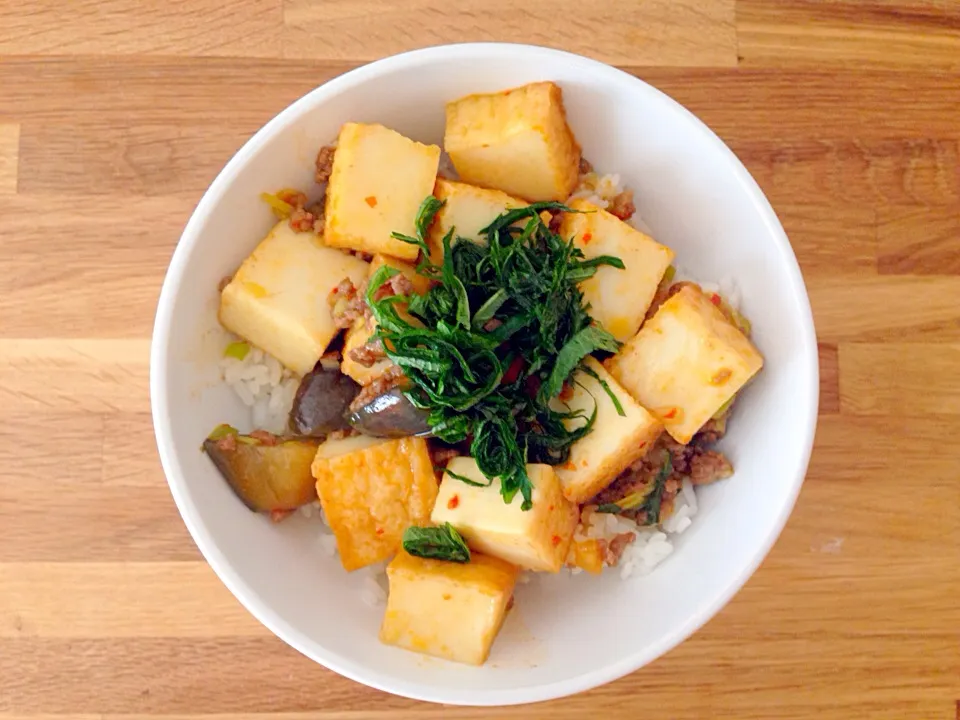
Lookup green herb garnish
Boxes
[595,503,623,514]
[595,455,674,521]
[368,197,623,510]
[445,468,493,487]
[402,523,471,563]
[641,455,673,525]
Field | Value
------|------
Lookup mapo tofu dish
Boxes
[204,81,764,666]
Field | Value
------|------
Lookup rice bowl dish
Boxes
[154,43,807,703]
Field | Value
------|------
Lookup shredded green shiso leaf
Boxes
[402,523,471,563]
[366,196,624,510]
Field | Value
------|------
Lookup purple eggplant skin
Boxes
[289,366,360,437]
[345,387,432,438]
[203,427,319,512]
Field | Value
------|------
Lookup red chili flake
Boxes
[548,504,555,511]
[709,293,722,306]
[663,408,678,419]
[375,527,384,536]
[502,356,525,385]
[447,495,460,510]
[581,232,592,244]
[364,195,378,208]
[551,535,562,547]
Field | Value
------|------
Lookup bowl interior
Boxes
[152,44,818,705]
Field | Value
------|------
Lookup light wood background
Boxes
[1,1,958,719]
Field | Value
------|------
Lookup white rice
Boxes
[574,476,699,579]
[569,171,625,210]
[220,342,299,433]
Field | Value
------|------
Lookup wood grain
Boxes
[840,343,960,414]
[738,0,960,69]
[0,123,16,193]
[1,1,958,718]
[809,275,960,341]
[817,343,840,414]
[282,0,737,66]
[735,139,960,207]
[0,563,263,638]
[877,205,960,274]
[0,340,148,413]
[0,196,187,338]
[779,204,877,274]
[18,124,254,197]
[0,0,282,57]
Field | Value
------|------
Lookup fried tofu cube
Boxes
[312,435,438,571]
[431,458,578,573]
[551,358,663,504]
[380,549,518,665]
[606,285,764,444]
[219,221,369,375]
[566,538,604,575]
[341,256,427,386]
[324,123,440,261]
[444,82,581,202]
[559,199,674,342]
[428,178,524,264]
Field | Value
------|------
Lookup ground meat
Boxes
[607,189,636,221]
[373,272,415,301]
[347,338,386,367]
[695,416,728,445]
[603,532,636,565]
[591,445,669,507]
[248,429,280,446]
[387,272,414,296]
[659,434,695,475]
[315,145,336,185]
[304,201,326,233]
[689,450,733,486]
[646,280,702,321]
[348,365,405,413]
[578,156,594,175]
[430,446,461,469]
[216,432,237,452]
[277,189,308,208]
[328,277,367,329]
[289,206,317,233]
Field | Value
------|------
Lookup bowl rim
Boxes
[150,41,819,706]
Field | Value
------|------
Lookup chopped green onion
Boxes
[223,341,250,361]
[207,424,239,441]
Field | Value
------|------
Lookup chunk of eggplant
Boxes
[290,365,360,437]
[203,426,319,512]
[345,387,432,438]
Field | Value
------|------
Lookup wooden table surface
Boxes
[2,1,959,718]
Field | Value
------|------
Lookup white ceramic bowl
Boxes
[151,43,818,705]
